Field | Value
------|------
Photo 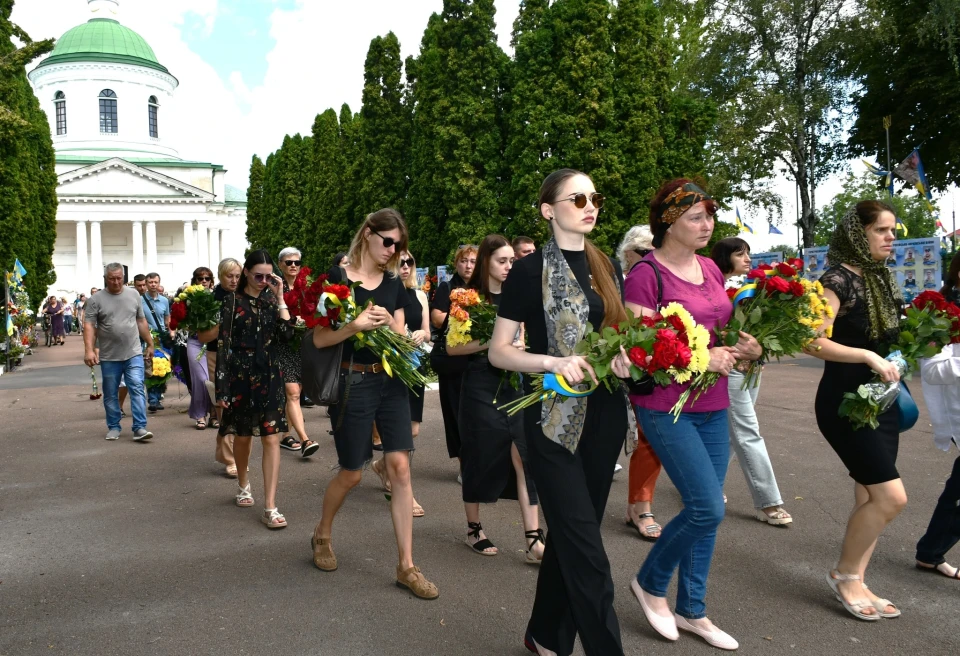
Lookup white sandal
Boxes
[757,506,793,526]
[826,570,879,621]
[261,508,287,529]
[862,584,901,618]
[235,483,254,507]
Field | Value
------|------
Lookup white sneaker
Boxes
[105,429,120,440]
[457,473,462,485]
[133,428,154,442]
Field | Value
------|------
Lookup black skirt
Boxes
[459,358,537,504]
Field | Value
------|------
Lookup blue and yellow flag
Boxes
[13,259,26,281]
[894,150,935,212]
[735,208,753,234]
[895,216,908,236]
[863,159,894,198]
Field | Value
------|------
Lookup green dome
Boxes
[35,19,171,74]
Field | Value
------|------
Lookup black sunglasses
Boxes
[553,192,605,209]
[197,276,212,282]
[633,248,651,257]
[370,229,398,249]
[399,258,415,268]
[283,260,302,267]
[254,273,272,282]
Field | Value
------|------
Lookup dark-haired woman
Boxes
[447,234,544,563]
[626,180,763,651]
[809,201,905,621]
[710,238,792,527]
[45,296,66,345]
[309,208,438,601]
[490,169,631,656]
[941,250,960,305]
[187,267,215,430]
[214,250,292,530]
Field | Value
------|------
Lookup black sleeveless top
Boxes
[405,287,423,334]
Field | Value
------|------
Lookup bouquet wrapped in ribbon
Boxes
[301,274,429,393]
[500,303,712,418]
[282,266,313,349]
[838,291,960,429]
[169,284,221,332]
[723,259,832,388]
[446,288,498,348]
[145,348,173,388]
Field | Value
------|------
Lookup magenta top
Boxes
[624,253,732,413]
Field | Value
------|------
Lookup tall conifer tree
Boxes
[245,154,265,250]
[303,109,346,272]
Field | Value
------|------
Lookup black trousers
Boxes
[916,454,960,565]
[438,370,465,459]
[525,386,627,656]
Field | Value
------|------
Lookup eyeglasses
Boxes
[399,258,415,268]
[254,274,272,282]
[283,260,302,267]
[633,248,651,257]
[370,229,398,249]
[197,276,212,282]
[553,192,604,209]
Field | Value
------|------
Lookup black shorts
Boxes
[329,369,413,470]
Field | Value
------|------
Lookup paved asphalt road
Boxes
[1,338,958,656]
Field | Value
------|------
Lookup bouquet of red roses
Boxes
[169,284,220,332]
[281,266,315,348]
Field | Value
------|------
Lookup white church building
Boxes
[27,0,248,296]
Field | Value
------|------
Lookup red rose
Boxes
[788,281,805,297]
[912,291,948,312]
[726,287,737,300]
[789,257,804,270]
[655,328,678,343]
[758,263,774,271]
[776,262,797,277]
[666,314,686,334]
[170,301,188,322]
[747,268,767,279]
[283,290,300,308]
[328,306,341,322]
[627,346,648,367]
[765,276,790,294]
[651,338,679,371]
[330,284,351,301]
[674,342,692,368]
[641,315,658,328]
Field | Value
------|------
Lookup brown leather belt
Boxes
[341,361,384,374]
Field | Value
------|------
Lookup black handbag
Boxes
[300,266,348,406]
[143,295,174,350]
[625,259,663,396]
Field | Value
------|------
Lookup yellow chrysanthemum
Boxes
[661,303,696,333]
[671,368,693,384]
[823,302,834,318]
[151,357,171,377]
[687,324,711,349]
[689,348,710,373]
[446,317,473,347]
[825,325,833,338]
[815,281,825,296]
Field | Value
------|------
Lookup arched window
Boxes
[99,89,118,134]
[54,91,66,135]
[148,95,159,138]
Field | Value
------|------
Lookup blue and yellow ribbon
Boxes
[542,373,597,398]
[732,279,758,306]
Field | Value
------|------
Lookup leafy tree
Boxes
[406,0,510,266]
[697,0,853,247]
[813,172,939,246]
[338,103,365,234]
[0,0,56,309]
[245,154,265,251]
[847,0,960,190]
[303,109,346,272]
[357,32,410,213]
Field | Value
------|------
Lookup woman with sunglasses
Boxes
[448,234,545,563]
[489,169,632,656]
[430,244,477,478]
[275,247,320,459]
[185,267,215,430]
[615,226,665,543]
[213,250,292,529]
[309,208,438,601]
[371,249,429,517]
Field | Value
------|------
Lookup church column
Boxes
[145,221,158,273]
[208,226,220,269]
[182,219,194,274]
[196,220,208,269]
[75,219,88,289]
[132,221,144,274]
[89,220,103,283]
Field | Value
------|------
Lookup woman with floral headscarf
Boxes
[808,200,905,621]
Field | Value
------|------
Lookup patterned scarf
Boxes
[541,237,591,453]
[658,182,713,225]
[829,205,903,342]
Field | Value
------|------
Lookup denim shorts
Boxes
[329,369,413,471]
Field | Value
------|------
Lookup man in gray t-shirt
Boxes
[83,263,156,442]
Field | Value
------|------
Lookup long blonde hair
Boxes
[347,208,409,272]
[396,251,419,289]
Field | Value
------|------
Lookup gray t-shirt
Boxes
[85,287,145,362]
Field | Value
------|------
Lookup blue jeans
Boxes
[101,357,147,432]
[147,385,163,408]
[635,408,729,619]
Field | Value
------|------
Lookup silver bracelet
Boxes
[277,304,288,310]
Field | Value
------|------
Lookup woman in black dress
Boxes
[429,245,477,471]
[45,296,65,345]
[490,169,632,656]
[810,201,905,620]
[447,234,544,563]
[275,246,320,459]
[214,249,292,530]
[309,208,438,601]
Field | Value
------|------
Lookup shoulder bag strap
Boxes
[636,259,663,311]
[143,295,165,332]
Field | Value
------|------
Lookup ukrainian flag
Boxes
[735,208,753,234]
[13,259,26,280]
[895,216,908,236]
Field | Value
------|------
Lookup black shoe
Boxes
[156,403,164,410]
[301,440,320,458]
[148,406,157,413]
[280,436,300,451]
[300,396,316,408]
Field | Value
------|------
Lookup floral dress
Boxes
[216,288,291,437]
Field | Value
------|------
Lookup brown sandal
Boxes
[311,534,337,571]
[396,564,438,600]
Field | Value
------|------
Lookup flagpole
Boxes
[795,182,801,255]
[884,116,892,179]
[4,271,10,373]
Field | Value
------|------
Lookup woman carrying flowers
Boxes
[710,238,792,527]
[213,250,293,530]
[275,246,320,459]
[185,267,215,430]
[446,234,544,563]
[489,169,632,656]
[624,179,762,651]
[808,201,905,621]
[308,208,438,601]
